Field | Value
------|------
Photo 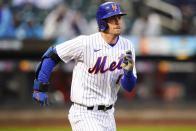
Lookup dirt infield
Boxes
[1,119,196,127]
[0,109,196,127]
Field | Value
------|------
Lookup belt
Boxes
[73,103,113,111]
[87,105,113,111]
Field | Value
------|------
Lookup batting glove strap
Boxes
[123,69,132,77]
[33,79,49,92]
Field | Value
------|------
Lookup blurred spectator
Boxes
[12,0,63,9]
[34,0,63,10]
[43,3,89,40]
[12,0,62,9]
[130,9,162,37]
[43,3,75,40]
[15,12,43,39]
[179,5,195,35]
[88,18,98,34]
[0,0,15,38]
[72,11,89,35]
[12,0,34,7]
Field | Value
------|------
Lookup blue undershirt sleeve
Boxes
[121,70,136,92]
[37,48,58,83]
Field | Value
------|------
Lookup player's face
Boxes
[106,15,122,35]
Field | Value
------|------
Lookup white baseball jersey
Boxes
[56,32,136,106]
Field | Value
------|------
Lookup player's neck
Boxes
[100,32,118,44]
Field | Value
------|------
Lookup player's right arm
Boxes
[33,46,61,106]
[32,36,84,106]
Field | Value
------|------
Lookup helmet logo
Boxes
[112,4,117,12]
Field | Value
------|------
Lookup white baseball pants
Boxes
[68,103,116,131]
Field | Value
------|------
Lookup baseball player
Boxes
[32,1,137,131]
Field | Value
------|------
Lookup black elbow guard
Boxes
[35,46,61,79]
[42,46,61,64]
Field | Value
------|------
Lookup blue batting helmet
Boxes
[96,1,126,31]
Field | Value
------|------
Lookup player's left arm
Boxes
[121,50,137,92]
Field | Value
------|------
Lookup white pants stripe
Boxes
[68,104,116,131]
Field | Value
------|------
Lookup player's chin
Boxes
[114,30,121,35]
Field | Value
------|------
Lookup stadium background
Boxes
[0,0,196,130]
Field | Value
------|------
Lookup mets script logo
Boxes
[112,4,117,12]
[88,55,123,74]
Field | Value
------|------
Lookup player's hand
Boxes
[33,79,49,106]
[33,91,49,106]
[121,50,133,76]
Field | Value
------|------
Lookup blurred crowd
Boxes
[0,0,95,42]
[1,0,196,40]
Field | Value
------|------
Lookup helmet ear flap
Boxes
[99,20,107,31]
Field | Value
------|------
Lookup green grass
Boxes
[117,126,196,131]
[1,126,196,131]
